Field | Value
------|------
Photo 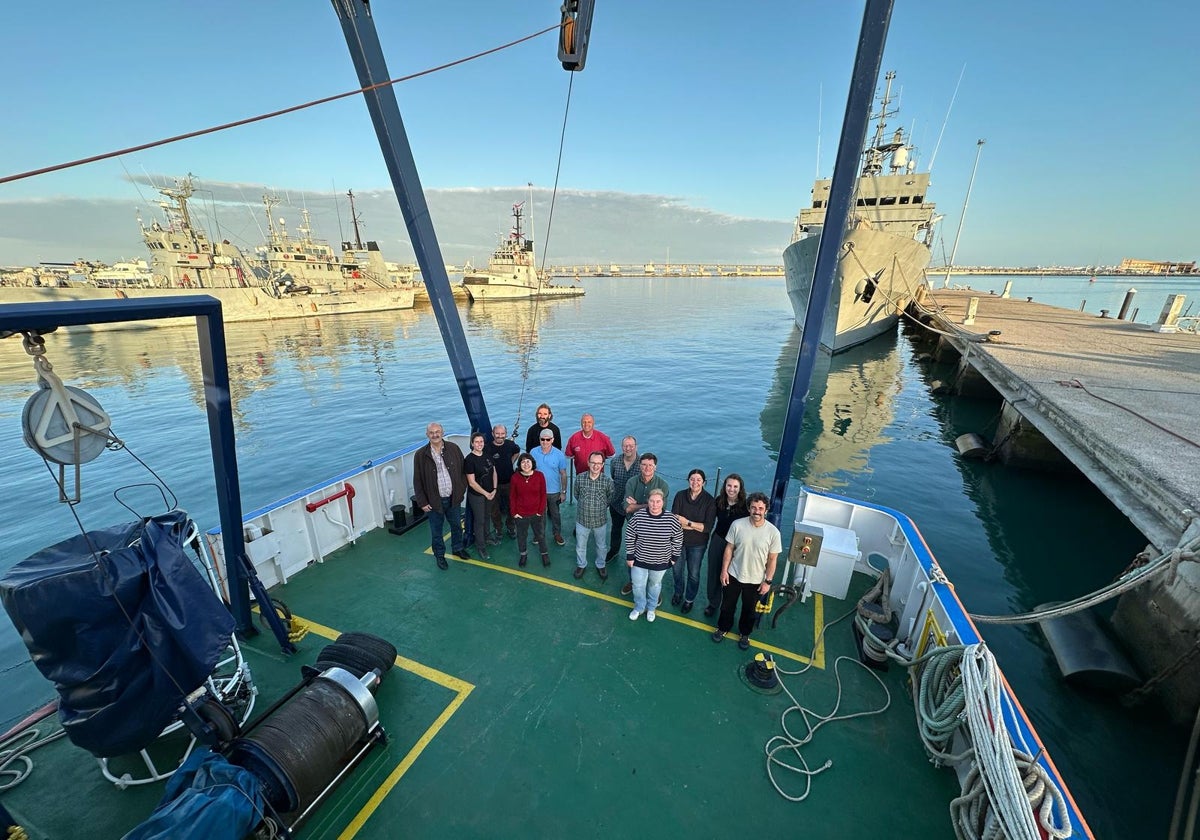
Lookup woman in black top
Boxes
[704,473,748,617]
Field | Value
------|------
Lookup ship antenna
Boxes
[526,182,534,252]
[348,189,365,249]
[815,83,823,179]
[871,71,896,151]
[928,63,966,174]
[861,71,897,177]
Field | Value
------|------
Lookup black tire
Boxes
[334,632,397,674]
[313,641,382,680]
[258,598,292,633]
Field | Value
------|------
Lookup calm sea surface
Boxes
[1,273,1194,837]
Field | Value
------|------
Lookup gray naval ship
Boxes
[0,177,415,325]
[785,71,938,352]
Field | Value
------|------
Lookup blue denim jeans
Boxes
[575,522,609,568]
[427,496,464,559]
[671,544,706,604]
[631,565,667,614]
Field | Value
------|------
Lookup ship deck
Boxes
[2,510,960,839]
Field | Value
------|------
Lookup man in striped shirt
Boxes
[625,488,683,623]
[572,453,614,580]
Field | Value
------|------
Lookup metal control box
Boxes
[790,521,861,601]
[790,523,824,568]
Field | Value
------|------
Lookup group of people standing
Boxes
[412,405,782,651]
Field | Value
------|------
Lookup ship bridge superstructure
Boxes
[794,71,937,247]
[140,176,255,288]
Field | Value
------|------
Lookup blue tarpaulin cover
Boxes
[122,748,264,840]
[0,510,235,757]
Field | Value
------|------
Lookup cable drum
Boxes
[228,669,378,814]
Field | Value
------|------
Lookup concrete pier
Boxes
[916,289,1199,550]
[911,289,1200,722]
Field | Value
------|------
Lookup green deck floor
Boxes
[3,511,960,839]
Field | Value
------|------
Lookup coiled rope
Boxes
[0,724,66,792]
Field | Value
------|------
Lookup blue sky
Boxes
[1,0,1195,267]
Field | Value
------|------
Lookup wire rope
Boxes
[0,23,562,187]
[514,66,576,438]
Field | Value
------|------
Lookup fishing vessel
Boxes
[0,4,1094,839]
[462,203,584,301]
[785,71,938,353]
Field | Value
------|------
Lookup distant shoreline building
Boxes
[1118,258,1196,275]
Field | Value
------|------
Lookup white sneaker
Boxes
[646,611,657,623]
[628,609,642,621]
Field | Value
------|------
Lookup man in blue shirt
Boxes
[531,430,569,546]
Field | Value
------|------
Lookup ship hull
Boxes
[462,275,585,302]
[784,226,931,353]
[0,284,415,329]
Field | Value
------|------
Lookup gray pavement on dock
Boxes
[923,289,1200,550]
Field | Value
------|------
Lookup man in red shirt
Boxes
[564,413,616,474]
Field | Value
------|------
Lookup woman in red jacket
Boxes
[509,452,550,568]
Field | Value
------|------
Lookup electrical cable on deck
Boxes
[762,606,896,802]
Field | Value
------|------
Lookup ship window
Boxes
[913,195,923,203]
[863,197,878,206]
[899,196,910,204]
[879,196,896,205]
[172,243,182,250]
[813,200,823,209]
[856,198,866,207]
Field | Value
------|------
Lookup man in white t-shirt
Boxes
[712,492,781,650]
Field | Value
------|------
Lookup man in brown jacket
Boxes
[413,422,469,569]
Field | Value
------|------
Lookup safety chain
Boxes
[19,331,62,384]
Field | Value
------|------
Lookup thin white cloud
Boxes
[0,179,794,267]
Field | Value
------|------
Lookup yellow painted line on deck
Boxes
[294,615,475,840]
[449,553,826,668]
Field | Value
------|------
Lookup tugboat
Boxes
[462,202,584,301]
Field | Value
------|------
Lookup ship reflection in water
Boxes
[0,310,421,432]
[761,327,903,488]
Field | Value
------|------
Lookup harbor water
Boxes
[0,273,1192,837]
